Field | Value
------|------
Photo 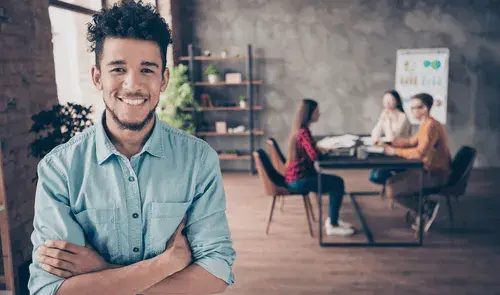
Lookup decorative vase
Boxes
[239,100,247,108]
[207,74,219,84]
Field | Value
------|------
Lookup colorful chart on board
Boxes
[395,48,449,125]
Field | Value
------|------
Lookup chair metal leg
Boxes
[445,195,455,228]
[302,195,314,237]
[454,196,467,228]
[306,194,316,222]
[279,195,285,212]
[265,196,277,235]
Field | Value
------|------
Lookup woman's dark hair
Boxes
[385,90,405,114]
[295,99,318,130]
[87,0,173,72]
[412,93,434,110]
[287,99,319,163]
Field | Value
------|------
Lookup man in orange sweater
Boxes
[384,93,451,232]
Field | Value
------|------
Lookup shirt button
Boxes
[133,247,139,253]
[128,176,135,182]
[132,213,139,218]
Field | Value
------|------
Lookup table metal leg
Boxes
[350,194,374,243]
[317,166,424,248]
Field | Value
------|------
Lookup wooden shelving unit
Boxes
[0,144,15,295]
[180,44,262,173]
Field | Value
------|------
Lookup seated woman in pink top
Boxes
[284,99,354,237]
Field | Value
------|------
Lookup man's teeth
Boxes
[121,98,146,106]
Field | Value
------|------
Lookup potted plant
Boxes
[204,64,221,84]
[221,48,228,58]
[158,64,198,134]
[239,95,248,108]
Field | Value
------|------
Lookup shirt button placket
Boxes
[126,164,142,257]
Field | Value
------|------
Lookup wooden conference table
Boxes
[314,152,425,247]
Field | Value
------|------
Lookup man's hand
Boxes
[37,240,110,278]
[159,216,193,276]
[384,144,396,156]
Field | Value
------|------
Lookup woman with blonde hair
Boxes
[285,99,354,236]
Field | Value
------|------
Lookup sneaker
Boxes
[411,201,440,233]
[325,223,355,236]
[424,201,440,232]
[325,217,353,229]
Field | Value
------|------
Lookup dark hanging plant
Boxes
[29,103,94,160]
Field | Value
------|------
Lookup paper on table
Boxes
[317,135,357,150]
[361,136,391,146]
[365,146,384,153]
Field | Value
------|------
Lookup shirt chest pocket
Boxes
[74,208,122,263]
[146,202,191,258]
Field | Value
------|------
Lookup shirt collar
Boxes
[95,113,164,165]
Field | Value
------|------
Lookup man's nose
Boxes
[122,71,142,92]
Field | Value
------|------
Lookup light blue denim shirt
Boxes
[28,116,235,295]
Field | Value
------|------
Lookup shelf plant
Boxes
[158,64,198,134]
[204,64,221,84]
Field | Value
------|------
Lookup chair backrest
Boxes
[446,146,476,196]
[253,149,287,196]
[266,137,286,175]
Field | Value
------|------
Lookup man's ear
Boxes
[160,67,170,92]
[91,65,103,91]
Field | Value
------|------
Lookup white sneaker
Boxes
[325,223,355,236]
[325,217,353,229]
[411,202,441,233]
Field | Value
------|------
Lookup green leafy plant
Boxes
[204,64,220,76]
[158,64,198,134]
[29,103,94,159]
[239,95,248,102]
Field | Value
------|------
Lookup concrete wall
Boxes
[180,0,500,167]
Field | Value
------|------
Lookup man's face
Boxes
[410,98,428,120]
[91,37,169,130]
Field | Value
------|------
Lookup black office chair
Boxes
[253,149,315,237]
[408,146,476,230]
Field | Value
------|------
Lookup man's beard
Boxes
[104,101,158,131]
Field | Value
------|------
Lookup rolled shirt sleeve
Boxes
[28,157,86,295]
[186,147,236,285]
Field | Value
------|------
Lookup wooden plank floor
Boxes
[222,169,500,295]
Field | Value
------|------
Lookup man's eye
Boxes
[111,68,125,73]
[142,68,154,73]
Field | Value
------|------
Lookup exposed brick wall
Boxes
[1,0,174,290]
[0,0,59,289]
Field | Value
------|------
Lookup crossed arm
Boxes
[36,225,227,295]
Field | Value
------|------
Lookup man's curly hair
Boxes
[87,0,173,72]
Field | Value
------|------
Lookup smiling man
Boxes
[28,2,235,295]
